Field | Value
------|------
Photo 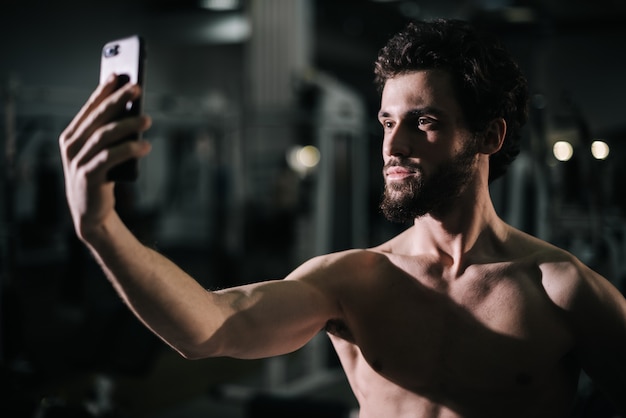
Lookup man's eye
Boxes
[417,117,437,130]
[418,117,431,125]
[384,121,393,129]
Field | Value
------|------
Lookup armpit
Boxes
[325,319,356,343]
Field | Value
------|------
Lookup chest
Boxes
[332,261,575,399]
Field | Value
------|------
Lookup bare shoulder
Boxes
[511,229,626,411]
[509,227,626,347]
[503,228,607,305]
[285,248,388,286]
[508,228,624,312]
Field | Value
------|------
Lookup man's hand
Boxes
[59,74,152,241]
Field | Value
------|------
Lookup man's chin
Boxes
[380,195,427,223]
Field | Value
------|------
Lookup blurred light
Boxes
[298,145,320,168]
[197,14,250,43]
[287,145,320,176]
[591,140,610,160]
[553,140,573,162]
[199,0,240,11]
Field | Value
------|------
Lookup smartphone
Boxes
[99,35,146,181]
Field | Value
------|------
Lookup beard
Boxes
[380,141,478,223]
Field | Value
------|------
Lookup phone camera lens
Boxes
[104,44,120,58]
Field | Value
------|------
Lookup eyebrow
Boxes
[378,106,446,119]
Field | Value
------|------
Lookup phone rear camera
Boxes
[103,44,120,58]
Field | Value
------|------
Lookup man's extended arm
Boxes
[59,75,339,360]
[80,212,338,360]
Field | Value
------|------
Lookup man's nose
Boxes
[383,125,412,158]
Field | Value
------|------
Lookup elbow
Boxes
[169,335,226,360]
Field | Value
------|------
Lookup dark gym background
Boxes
[1,0,625,417]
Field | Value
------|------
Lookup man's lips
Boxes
[385,166,416,181]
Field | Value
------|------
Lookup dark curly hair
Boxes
[374,19,529,183]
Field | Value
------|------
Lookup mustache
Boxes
[383,158,423,172]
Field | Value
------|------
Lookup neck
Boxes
[409,179,507,275]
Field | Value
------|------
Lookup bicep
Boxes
[211,277,340,359]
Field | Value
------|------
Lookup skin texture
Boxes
[59,70,626,417]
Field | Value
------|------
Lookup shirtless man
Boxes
[59,19,625,417]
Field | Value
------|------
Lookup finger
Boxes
[59,77,116,168]
[61,74,118,143]
[73,115,152,171]
[65,82,142,159]
[80,139,152,184]
[59,76,141,165]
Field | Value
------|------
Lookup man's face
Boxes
[377,70,479,223]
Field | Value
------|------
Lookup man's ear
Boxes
[480,118,506,155]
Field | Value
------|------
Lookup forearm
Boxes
[82,212,226,358]
[77,212,337,361]
[59,78,236,359]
